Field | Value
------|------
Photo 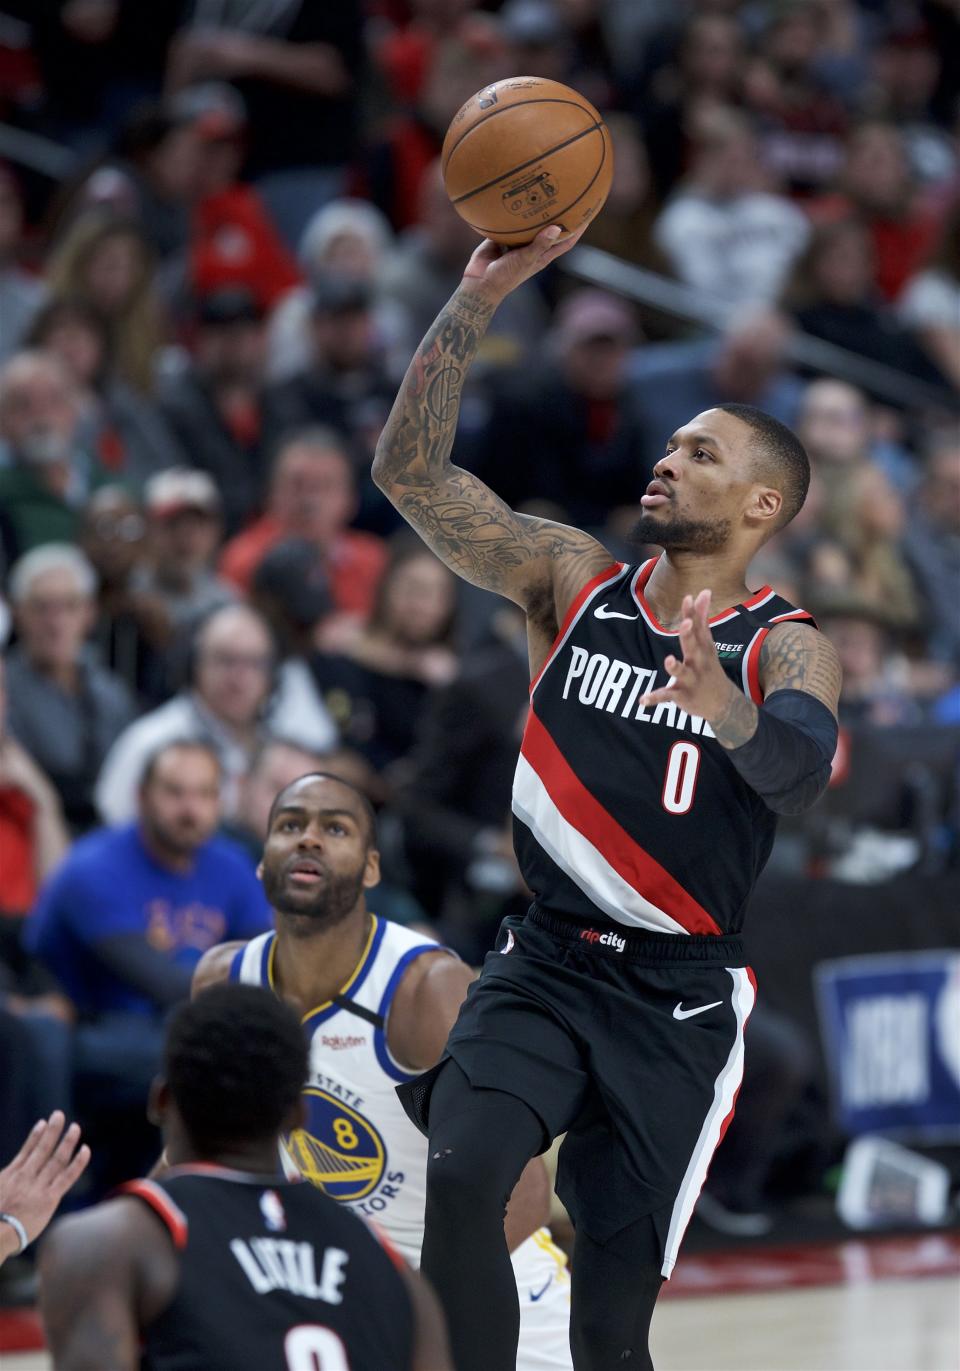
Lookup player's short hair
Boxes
[164,985,307,1153]
[266,772,378,847]
[717,403,810,528]
[139,738,221,790]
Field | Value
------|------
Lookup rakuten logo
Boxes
[579,929,626,953]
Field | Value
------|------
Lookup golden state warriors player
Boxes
[194,772,572,1371]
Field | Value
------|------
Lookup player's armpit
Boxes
[372,288,611,613]
[759,621,842,716]
[191,941,246,998]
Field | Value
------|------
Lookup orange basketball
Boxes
[441,76,613,246]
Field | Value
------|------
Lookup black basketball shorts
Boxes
[398,905,756,1275]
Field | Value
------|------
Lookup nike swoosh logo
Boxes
[673,1000,723,1020]
[529,1277,553,1302]
[595,604,640,620]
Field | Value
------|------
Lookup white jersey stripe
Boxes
[512,753,686,934]
[238,932,272,985]
[660,967,755,1276]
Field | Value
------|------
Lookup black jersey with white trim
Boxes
[512,557,816,937]
[125,1167,413,1371]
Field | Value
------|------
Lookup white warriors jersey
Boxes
[231,915,572,1371]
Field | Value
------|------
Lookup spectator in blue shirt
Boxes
[26,738,270,1188]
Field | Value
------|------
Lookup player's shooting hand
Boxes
[462,223,588,303]
[0,1112,90,1256]
[637,591,739,725]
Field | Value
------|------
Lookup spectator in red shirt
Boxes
[219,426,386,621]
[0,654,68,919]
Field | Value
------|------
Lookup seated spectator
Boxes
[156,286,269,535]
[44,211,167,396]
[783,216,950,391]
[63,106,207,282]
[898,202,960,392]
[796,380,923,632]
[815,607,921,728]
[629,310,803,476]
[0,350,98,568]
[380,159,549,385]
[95,602,336,825]
[741,1,849,197]
[477,289,647,529]
[313,539,458,771]
[165,0,365,249]
[219,428,386,616]
[266,199,407,383]
[654,109,810,306]
[173,82,301,315]
[0,654,69,920]
[263,274,395,507]
[4,545,135,832]
[902,429,960,666]
[26,296,184,486]
[130,467,235,650]
[870,14,957,190]
[831,121,944,302]
[25,739,270,1187]
[0,165,47,366]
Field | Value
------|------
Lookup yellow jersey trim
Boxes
[268,914,380,1024]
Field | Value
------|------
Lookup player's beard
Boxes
[263,861,367,934]
[630,512,732,554]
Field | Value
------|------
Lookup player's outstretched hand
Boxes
[637,591,739,724]
[0,1112,90,1260]
[462,223,588,303]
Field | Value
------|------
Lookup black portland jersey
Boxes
[125,1167,413,1371]
[512,556,816,936]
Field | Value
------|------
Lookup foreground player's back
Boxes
[130,1165,414,1371]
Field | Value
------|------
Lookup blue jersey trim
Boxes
[302,914,389,1029]
[259,932,275,986]
[228,945,245,984]
[373,944,446,1083]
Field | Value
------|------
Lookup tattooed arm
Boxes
[711,620,842,748]
[373,228,613,633]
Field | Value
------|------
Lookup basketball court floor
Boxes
[4,1231,957,1370]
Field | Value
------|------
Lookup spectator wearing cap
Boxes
[3,545,135,832]
[0,166,48,366]
[266,199,408,384]
[177,82,301,314]
[475,289,648,528]
[219,427,386,619]
[156,285,269,534]
[95,601,337,827]
[263,273,395,498]
[0,350,102,569]
[131,468,235,638]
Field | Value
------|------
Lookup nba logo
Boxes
[260,1190,287,1232]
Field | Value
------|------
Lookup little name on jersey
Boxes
[231,1237,348,1302]
[563,647,717,737]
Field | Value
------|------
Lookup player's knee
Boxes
[425,1134,512,1220]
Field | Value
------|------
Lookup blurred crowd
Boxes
[0,0,957,1225]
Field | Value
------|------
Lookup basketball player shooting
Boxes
[371,226,842,1371]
